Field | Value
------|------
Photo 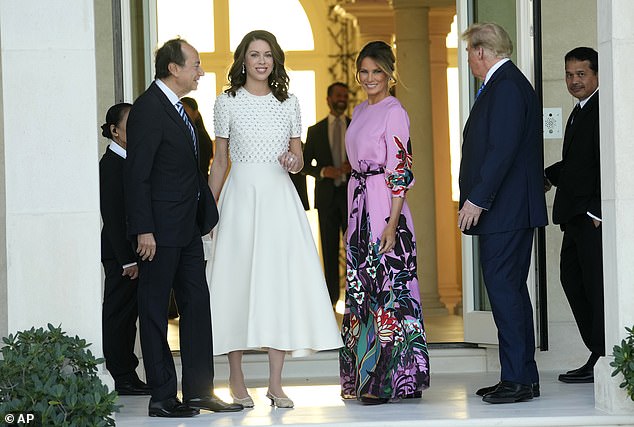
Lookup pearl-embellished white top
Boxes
[213,87,302,163]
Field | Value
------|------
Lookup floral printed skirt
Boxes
[339,174,430,400]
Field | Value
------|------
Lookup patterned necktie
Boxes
[175,101,198,158]
[332,117,343,186]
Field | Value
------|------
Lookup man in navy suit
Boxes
[458,23,548,404]
[303,82,351,306]
[125,38,242,417]
[545,47,603,384]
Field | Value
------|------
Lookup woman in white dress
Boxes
[207,30,342,409]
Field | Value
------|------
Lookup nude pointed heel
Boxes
[230,390,254,408]
[266,391,294,408]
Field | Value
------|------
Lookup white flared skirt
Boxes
[207,163,342,357]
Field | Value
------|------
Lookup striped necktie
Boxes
[175,101,198,158]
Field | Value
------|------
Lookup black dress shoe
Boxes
[558,366,594,383]
[115,378,152,396]
[482,381,533,404]
[566,353,600,374]
[148,397,199,417]
[476,382,540,397]
[185,395,244,412]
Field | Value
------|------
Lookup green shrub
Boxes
[0,324,119,426]
[610,324,634,402]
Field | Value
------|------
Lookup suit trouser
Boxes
[318,185,348,305]
[137,229,214,401]
[560,215,605,356]
[102,258,140,383]
[479,228,539,385]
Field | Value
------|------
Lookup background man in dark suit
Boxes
[181,96,214,180]
[125,38,242,418]
[458,23,548,404]
[99,102,150,396]
[289,160,310,210]
[545,47,603,384]
[302,82,351,306]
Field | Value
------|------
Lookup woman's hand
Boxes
[278,151,301,173]
[379,224,397,254]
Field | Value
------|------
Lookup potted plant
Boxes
[610,324,634,402]
[0,324,119,426]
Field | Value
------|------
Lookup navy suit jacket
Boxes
[124,82,218,247]
[303,116,351,210]
[545,91,600,224]
[459,61,547,235]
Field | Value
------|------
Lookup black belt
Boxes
[351,168,384,180]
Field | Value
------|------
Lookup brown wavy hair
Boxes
[225,30,290,102]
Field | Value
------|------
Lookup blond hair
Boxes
[462,23,513,59]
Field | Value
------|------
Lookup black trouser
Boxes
[137,230,214,401]
[560,215,605,356]
[102,259,140,383]
[318,185,348,305]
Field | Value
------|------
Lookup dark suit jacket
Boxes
[124,82,217,246]
[545,91,600,224]
[100,147,136,265]
[303,116,351,210]
[289,162,309,210]
[195,116,213,180]
[459,61,547,234]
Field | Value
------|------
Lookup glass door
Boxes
[457,0,543,345]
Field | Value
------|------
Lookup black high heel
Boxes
[359,394,388,405]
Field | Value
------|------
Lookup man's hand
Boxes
[544,176,552,192]
[322,166,343,179]
[458,200,483,231]
[137,233,156,261]
[122,265,139,280]
[340,161,352,174]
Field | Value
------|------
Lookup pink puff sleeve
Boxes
[384,104,414,197]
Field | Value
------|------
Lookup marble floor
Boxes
[114,372,633,427]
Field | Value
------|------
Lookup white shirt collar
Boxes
[108,141,127,159]
[155,79,180,106]
[484,58,511,85]
[579,87,599,108]
[328,113,346,125]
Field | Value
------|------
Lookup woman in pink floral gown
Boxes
[340,41,430,404]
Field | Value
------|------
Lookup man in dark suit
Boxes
[125,38,242,418]
[181,96,214,180]
[99,102,150,396]
[302,82,351,306]
[458,23,548,404]
[545,47,603,384]
[289,162,310,210]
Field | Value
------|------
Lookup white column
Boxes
[595,0,634,414]
[392,0,447,315]
[0,0,104,371]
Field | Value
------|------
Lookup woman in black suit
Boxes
[99,102,150,396]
